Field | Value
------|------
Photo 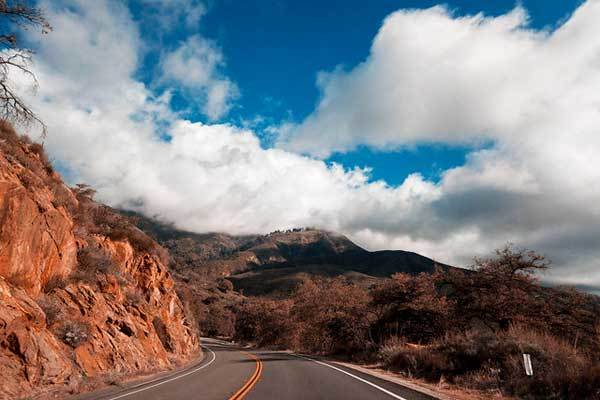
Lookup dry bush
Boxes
[291,277,373,356]
[28,142,53,174]
[442,245,550,332]
[36,295,62,326]
[378,336,409,364]
[233,277,373,354]
[73,200,168,265]
[55,320,92,347]
[16,168,41,189]
[43,275,67,293]
[500,326,600,399]
[200,301,236,338]
[370,271,451,343]
[439,247,600,351]
[71,245,119,286]
[381,326,600,399]
[235,297,294,348]
[0,119,20,142]
[0,121,56,186]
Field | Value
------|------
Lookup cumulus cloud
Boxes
[14,0,600,286]
[278,5,591,157]
[160,35,238,120]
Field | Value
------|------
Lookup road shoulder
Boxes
[328,360,457,400]
[68,348,207,400]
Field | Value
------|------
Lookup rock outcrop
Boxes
[0,122,198,399]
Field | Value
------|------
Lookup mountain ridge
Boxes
[124,211,453,296]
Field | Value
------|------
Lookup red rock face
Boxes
[0,151,77,295]
[0,278,75,398]
[0,123,198,399]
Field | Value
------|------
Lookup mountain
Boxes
[126,212,452,297]
[0,122,198,399]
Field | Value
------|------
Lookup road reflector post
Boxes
[523,353,533,376]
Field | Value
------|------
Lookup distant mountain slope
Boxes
[126,213,452,296]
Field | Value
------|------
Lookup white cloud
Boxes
[13,0,600,286]
[160,35,239,120]
[279,5,566,156]
[138,0,206,29]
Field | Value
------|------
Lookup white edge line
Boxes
[291,353,409,400]
[105,346,216,400]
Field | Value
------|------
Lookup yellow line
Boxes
[229,351,262,400]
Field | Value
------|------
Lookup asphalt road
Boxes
[81,339,437,400]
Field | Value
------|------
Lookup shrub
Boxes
[370,271,451,343]
[43,275,67,293]
[28,142,54,174]
[500,326,600,399]
[200,301,236,338]
[36,296,62,326]
[442,246,550,332]
[381,327,600,399]
[0,122,58,189]
[234,277,372,355]
[235,298,293,347]
[55,320,92,347]
[71,245,119,285]
[291,277,373,356]
[73,201,168,265]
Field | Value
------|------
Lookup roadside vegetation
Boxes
[232,246,600,399]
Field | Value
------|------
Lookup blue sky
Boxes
[129,0,583,185]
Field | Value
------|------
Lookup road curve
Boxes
[79,339,437,400]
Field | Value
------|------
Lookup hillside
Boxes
[126,212,450,296]
[0,122,198,399]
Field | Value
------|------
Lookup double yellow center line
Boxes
[228,351,263,400]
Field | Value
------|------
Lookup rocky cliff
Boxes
[0,121,198,399]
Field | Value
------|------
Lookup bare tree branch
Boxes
[0,0,51,135]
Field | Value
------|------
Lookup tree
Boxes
[444,245,549,331]
[234,297,295,348]
[370,272,451,343]
[291,277,373,355]
[0,0,51,133]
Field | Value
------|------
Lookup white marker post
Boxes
[523,353,533,376]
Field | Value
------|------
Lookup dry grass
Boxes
[380,326,600,399]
